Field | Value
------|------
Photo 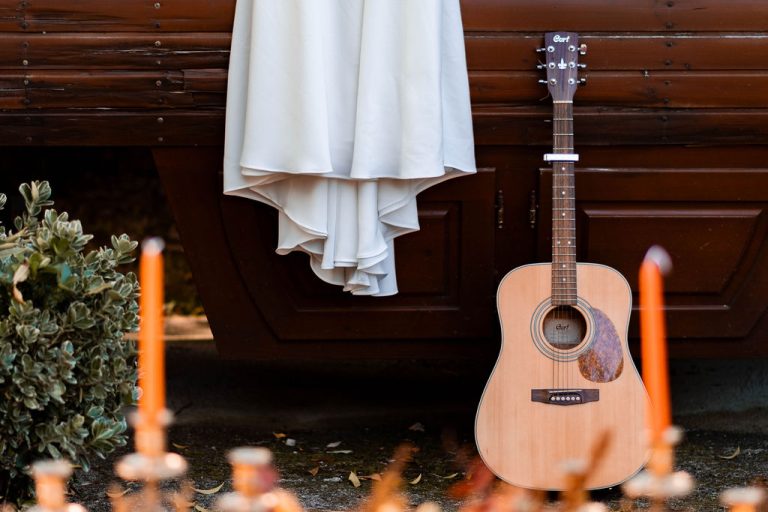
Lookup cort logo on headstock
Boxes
[537,31,586,101]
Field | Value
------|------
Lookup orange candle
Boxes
[639,246,672,445]
[138,238,166,427]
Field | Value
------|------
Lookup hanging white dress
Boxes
[224,0,476,296]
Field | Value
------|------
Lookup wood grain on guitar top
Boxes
[475,263,648,490]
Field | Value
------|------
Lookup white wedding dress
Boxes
[224,0,476,296]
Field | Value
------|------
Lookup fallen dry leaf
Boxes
[359,473,382,481]
[193,482,225,495]
[349,471,362,488]
[327,449,353,454]
[719,447,741,460]
[106,488,130,498]
[172,443,188,450]
[285,438,296,447]
[273,432,287,439]
[309,466,320,477]
[409,473,423,485]
[326,441,342,448]
[194,504,209,512]
[442,473,460,480]
[408,422,425,432]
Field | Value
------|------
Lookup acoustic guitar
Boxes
[474,32,648,490]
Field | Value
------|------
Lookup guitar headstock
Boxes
[537,32,587,101]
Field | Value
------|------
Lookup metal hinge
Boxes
[495,189,504,229]
[529,190,538,229]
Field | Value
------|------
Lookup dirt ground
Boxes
[68,341,768,512]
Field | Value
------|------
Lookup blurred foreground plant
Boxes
[0,181,139,506]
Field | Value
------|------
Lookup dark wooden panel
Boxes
[583,208,760,296]
[470,71,768,108]
[155,147,499,358]
[3,108,768,147]
[466,34,768,71]
[539,168,768,344]
[0,3,19,31]
[461,0,768,32]
[220,169,497,341]
[1,32,762,72]
[0,110,223,145]
[386,209,452,295]
[0,33,763,73]
[10,0,767,33]
[578,146,768,170]
[0,33,230,69]
[474,107,768,146]
[0,72,23,108]
[2,0,235,32]
[0,70,226,109]
[3,69,763,112]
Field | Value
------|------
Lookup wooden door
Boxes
[154,148,499,359]
[538,146,768,357]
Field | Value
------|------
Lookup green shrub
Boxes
[0,181,139,506]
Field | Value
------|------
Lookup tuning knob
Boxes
[578,77,587,85]
[538,79,548,85]
[578,63,587,69]
[536,47,547,53]
[536,64,546,69]
[579,44,588,55]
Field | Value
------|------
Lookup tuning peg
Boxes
[537,64,546,70]
[536,47,547,53]
[538,79,548,85]
[578,63,587,69]
[579,44,588,55]
[578,77,587,85]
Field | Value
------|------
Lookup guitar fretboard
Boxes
[551,101,577,306]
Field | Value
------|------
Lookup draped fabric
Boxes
[224,0,476,296]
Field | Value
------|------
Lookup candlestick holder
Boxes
[216,447,302,512]
[622,426,693,511]
[112,409,190,512]
[720,487,765,512]
[29,460,86,512]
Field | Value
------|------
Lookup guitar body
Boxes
[475,262,648,490]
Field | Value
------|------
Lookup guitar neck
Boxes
[551,102,577,306]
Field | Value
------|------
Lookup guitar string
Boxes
[554,102,575,391]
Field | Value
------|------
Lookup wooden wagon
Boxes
[1,0,767,359]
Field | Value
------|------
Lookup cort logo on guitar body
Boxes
[553,34,570,43]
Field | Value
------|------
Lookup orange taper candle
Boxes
[138,238,166,427]
[639,246,673,445]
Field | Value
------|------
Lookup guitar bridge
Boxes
[531,388,599,405]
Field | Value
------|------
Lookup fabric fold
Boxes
[224,0,476,296]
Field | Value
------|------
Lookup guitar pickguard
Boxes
[577,308,624,383]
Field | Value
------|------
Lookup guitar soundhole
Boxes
[542,305,587,350]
